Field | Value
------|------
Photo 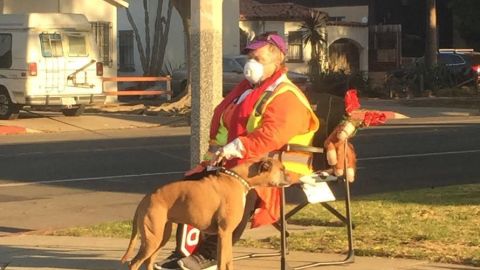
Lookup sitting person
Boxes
[157,33,342,270]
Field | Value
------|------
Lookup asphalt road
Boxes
[0,119,479,235]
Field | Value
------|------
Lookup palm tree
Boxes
[299,11,328,78]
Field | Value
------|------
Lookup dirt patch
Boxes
[85,101,190,117]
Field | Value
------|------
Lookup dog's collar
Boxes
[217,167,252,192]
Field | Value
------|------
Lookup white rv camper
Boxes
[0,13,105,119]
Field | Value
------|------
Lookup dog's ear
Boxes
[257,158,273,174]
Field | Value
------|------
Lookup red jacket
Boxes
[222,89,312,227]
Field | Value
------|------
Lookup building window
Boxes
[0,34,12,68]
[329,16,346,22]
[118,30,135,72]
[91,21,112,67]
[287,31,303,62]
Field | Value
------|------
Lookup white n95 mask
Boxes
[243,59,264,84]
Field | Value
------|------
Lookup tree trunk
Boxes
[309,44,320,77]
[184,15,192,96]
[152,17,191,114]
[143,0,151,72]
[154,0,191,112]
[173,0,192,97]
[425,0,438,68]
[154,0,174,76]
[149,0,165,75]
[126,8,148,72]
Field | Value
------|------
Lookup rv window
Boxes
[0,34,12,68]
[40,33,63,57]
[68,35,88,57]
[91,21,112,66]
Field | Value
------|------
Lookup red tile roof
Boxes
[327,21,368,27]
[240,0,326,21]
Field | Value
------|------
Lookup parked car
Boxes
[385,49,480,97]
[171,55,310,97]
[419,49,480,87]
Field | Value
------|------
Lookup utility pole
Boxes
[190,0,223,167]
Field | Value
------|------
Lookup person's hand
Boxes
[209,139,246,166]
[209,148,227,166]
[324,124,357,182]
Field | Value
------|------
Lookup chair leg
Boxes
[292,179,355,270]
[234,181,354,269]
[280,186,294,270]
[344,178,355,258]
[321,203,350,226]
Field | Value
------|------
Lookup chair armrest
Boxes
[300,171,342,184]
[282,144,324,153]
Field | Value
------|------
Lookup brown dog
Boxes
[121,158,290,270]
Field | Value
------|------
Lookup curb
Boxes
[0,125,41,135]
[382,111,409,119]
[0,125,27,135]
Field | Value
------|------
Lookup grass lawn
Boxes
[50,184,480,266]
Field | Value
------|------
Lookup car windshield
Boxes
[233,56,247,68]
[223,58,243,72]
[438,53,465,65]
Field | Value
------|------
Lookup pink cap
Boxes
[244,33,287,55]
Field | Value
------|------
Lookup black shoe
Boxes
[154,251,183,270]
[177,253,217,270]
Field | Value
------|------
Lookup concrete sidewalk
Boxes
[0,235,478,270]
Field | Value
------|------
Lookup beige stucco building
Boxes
[117,0,240,76]
[240,0,369,75]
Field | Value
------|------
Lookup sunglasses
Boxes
[255,33,282,49]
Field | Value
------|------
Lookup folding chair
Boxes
[235,93,355,269]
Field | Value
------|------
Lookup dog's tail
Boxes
[121,203,140,264]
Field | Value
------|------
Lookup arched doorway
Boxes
[328,38,361,74]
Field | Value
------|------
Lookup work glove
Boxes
[209,138,245,166]
[185,138,246,176]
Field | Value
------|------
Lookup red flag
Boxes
[363,111,387,127]
[345,89,360,115]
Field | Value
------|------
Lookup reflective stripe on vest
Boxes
[247,78,320,175]
[214,75,287,147]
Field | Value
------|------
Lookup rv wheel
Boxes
[61,105,85,117]
[0,89,20,120]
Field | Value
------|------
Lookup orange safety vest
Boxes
[214,77,319,227]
